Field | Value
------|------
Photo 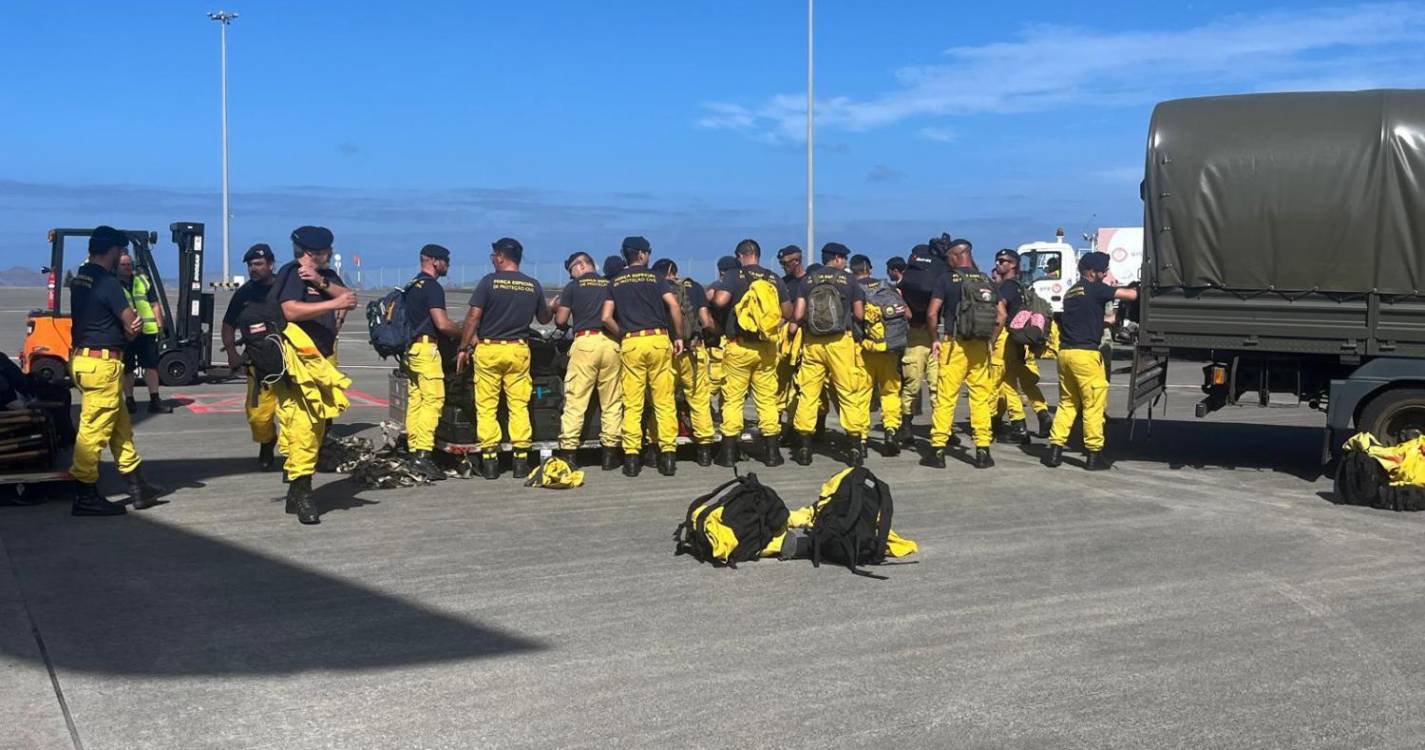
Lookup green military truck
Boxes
[1127,90,1425,452]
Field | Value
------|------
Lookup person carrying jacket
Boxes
[710,239,792,468]
[608,236,684,477]
[456,237,552,481]
[789,242,869,466]
[553,251,623,471]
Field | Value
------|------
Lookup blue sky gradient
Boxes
[2,1,1422,277]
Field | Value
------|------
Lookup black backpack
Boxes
[896,258,948,322]
[367,279,418,360]
[954,272,1000,340]
[805,277,848,335]
[674,472,790,567]
[234,266,296,401]
[807,467,894,579]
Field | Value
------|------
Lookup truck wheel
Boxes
[1357,388,1425,445]
[157,350,198,387]
[30,356,67,384]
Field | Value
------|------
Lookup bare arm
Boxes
[120,308,140,341]
[1114,287,1139,302]
[712,289,732,308]
[554,303,572,329]
[430,307,461,338]
[221,323,240,369]
[600,300,620,336]
[282,297,349,323]
[454,306,483,373]
[852,298,865,323]
[663,292,685,354]
[698,305,713,334]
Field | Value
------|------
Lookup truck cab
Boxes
[1016,237,1078,315]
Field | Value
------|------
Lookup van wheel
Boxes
[1357,388,1425,445]
[31,356,67,384]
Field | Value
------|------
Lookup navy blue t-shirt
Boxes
[717,264,789,337]
[999,279,1025,318]
[796,266,864,327]
[559,272,612,332]
[70,262,130,348]
[222,277,274,328]
[469,270,548,341]
[1059,280,1118,350]
[610,265,673,332]
[929,269,968,335]
[276,262,343,357]
[403,272,447,338]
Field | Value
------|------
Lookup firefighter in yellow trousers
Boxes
[851,253,909,456]
[456,238,553,481]
[68,226,164,516]
[790,243,870,467]
[553,251,624,471]
[609,236,684,477]
[275,225,358,524]
[401,244,461,481]
[1044,251,1137,471]
[654,259,717,466]
[990,248,1052,444]
[924,239,1001,470]
[221,243,280,470]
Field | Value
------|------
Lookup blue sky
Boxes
[2,0,1423,279]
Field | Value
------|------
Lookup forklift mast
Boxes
[168,222,213,368]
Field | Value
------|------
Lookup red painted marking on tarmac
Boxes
[173,389,389,415]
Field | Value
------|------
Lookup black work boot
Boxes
[793,432,814,466]
[125,396,138,414]
[410,450,446,481]
[1036,409,1054,439]
[924,446,946,469]
[1043,444,1063,468]
[512,452,532,479]
[557,449,579,467]
[949,433,962,449]
[258,440,277,471]
[1084,451,1109,471]
[289,476,319,525]
[480,453,501,480]
[764,435,784,467]
[849,439,867,467]
[974,446,995,469]
[147,394,172,414]
[121,468,166,510]
[715,435,739,467]
[1005,419,1028,445]
[814,413,828,443]
[72,482,125,517]
[622,454,642,477]
[695,443,714,467]
[658,451,677,476]
[882,427,901,456]
[899,421,916,448]
[642,445,658,467]
[601,446,621,471]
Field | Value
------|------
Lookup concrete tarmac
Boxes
[1,286,1423,749]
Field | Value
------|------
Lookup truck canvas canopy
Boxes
[1146,90,1425,295]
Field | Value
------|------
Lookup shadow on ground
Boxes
[0,510,544,676]
[1102,418,1327,481]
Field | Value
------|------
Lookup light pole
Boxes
[806,0,815,256]
[209,10,237,283]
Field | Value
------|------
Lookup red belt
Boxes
[625,328,667,338]
[481,339,526,345]
[574,329,605,338]
[74,347,124,359]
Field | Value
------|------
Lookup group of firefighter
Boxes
[65,225,1136,526]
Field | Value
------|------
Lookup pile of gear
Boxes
[1333,433,1425,512]
[316,435,436,489]
[673,467,917,579]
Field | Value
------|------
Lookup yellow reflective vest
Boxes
[124,274,160,335]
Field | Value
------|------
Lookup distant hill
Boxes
[0,266,45,287]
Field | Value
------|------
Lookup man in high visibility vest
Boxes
[117,252,171,414]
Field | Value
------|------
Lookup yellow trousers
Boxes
[775,327,803,411]
[900,325,939,418]
[930,337,994,448]
[793,332,871,438]
[404,340,445,452]
[246,369,277,444]
[620,334,678,453]
[674,346,716,444]
[720,336,781,438]
[707,344,726,402]
[70,352,141,484]
[1049,348,1109,451]
[475,341,532,452]
[863,349,902,431]
[560,332,623,450]
[998,335,1047,421]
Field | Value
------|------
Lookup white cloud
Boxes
[699,2,1425,143]
[918,127,957,143]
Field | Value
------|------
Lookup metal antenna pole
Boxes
[806,0,815,256]
[209,10,238,283]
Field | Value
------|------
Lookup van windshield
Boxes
[1019,251,1063,283]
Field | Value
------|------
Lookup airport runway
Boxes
[2,286,1423,749]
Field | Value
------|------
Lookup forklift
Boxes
[21,222,219,386]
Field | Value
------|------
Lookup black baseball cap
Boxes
[420,243,451,261]
[243,243,274,263]
[88,225,130,255]
[291,225,334,251]
[1079,251,1111,273]
[821,242,850,261]
[994,248,1019,263]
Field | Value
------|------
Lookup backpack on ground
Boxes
[863,283,909,352]
[733,273,783,341]
[954,272,999,340]
[367,280,418,360]
[806,466,894,578]
[805,278,847,336]
[234,265,296,401]
[674,472,790,567]
[1007,280,1053,349]
[671,278,699,346]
